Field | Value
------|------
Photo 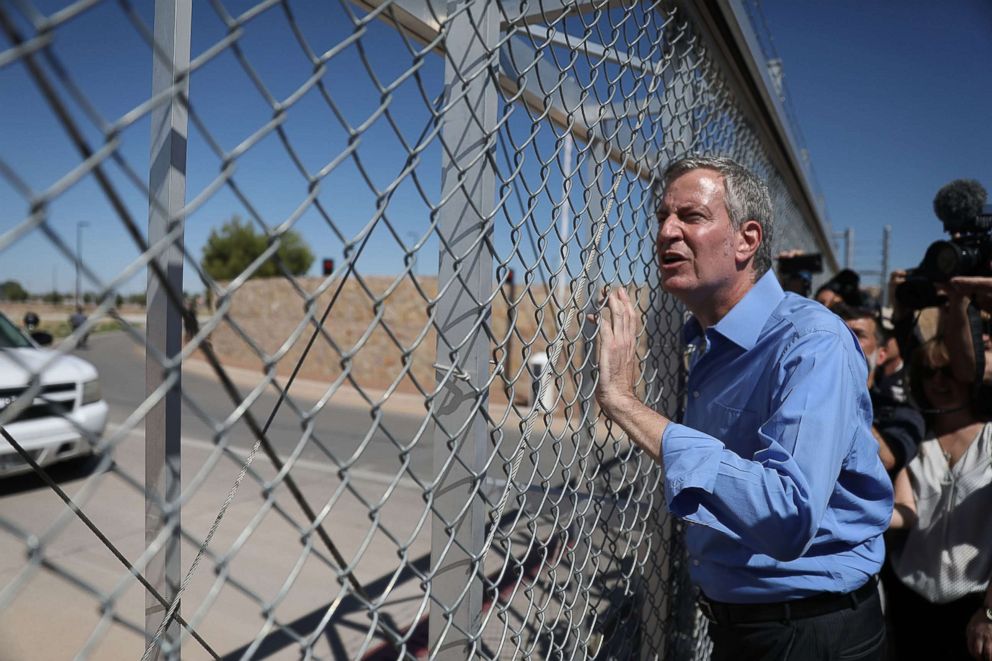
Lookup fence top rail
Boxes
[350,0,836,265]
[686,0,837,269]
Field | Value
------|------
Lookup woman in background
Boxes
[888,337,992,660]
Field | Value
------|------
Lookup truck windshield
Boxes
[0,314,33,349]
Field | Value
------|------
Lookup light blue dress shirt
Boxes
[661,270,893,603]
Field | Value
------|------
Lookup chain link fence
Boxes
[0,0,833,658]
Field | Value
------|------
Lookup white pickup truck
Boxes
[0,311,108,476]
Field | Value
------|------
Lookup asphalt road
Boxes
[0,332,605,659]
[87,331,442,484]
[82,330,583,500]
[0,332,452,659]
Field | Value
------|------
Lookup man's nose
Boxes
[657,213,682,246]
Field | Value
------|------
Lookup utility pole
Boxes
[832,229,854,270]
[75,221,89,307]
[845,227,854,270]
[881,225,891,307]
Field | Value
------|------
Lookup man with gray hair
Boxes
[590,156,892,660]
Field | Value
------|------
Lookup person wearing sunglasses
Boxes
[887,337,992,661]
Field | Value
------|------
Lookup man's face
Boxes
[845,317,879,358]
[815,288,842,308]
[883,336,901,365]
[656,169,741,305]
[845,316,884,383]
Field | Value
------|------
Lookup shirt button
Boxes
[692,391,700,398]
[692,559,700,567]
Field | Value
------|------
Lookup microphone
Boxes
[933,179,987,232]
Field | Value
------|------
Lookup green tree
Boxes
[0,280,29,302]
[200,216,314,281]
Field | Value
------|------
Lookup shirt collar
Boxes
[682,270,786,350]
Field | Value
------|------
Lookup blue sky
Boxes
[2,1,990,296]
[757,0,992,287]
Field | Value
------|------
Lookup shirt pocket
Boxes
[709,399,763,458]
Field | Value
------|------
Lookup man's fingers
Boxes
[607,289,627,341]
[599,305,614,342]
[622,287,636,331]
[620,289,634,344]
[593,285,612,315]
[619,287,638,345]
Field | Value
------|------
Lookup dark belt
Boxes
[698,575,878,625]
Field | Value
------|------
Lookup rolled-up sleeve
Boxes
[875,404,925,472]
[662,330,866,561]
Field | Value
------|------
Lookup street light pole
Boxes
[881,225,891,307]
[75,221,89,307]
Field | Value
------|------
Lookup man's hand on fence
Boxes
[585,286,667,464]
[588,286,639,417]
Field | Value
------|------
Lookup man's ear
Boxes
[737,219,762,264]
[876,342,888,366]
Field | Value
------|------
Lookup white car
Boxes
[0,312,109,477]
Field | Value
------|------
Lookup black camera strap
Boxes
[966,299,990,413]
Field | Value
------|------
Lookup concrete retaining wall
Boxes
[206,275,584,404]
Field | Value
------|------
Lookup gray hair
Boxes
[661,156,774,277]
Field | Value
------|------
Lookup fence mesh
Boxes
[0,1,827,659]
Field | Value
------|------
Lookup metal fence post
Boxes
[429,0,498,657]
[645,32,699,660]
[642,212,687,661]
[145,1,191,657]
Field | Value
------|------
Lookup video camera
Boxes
[777,252,824,276]
[776,253,823,297]
[896,179,992,310]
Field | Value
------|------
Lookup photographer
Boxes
[835,304,924,475]
[894,179,992,420]
[941,277,992,389]
[775,250,822,298]
[815,268,863,310]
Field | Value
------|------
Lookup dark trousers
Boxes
[709,587,886,661]
[883,571,982,661]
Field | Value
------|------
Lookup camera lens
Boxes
[922,240,964,281]
[895,273,940,309]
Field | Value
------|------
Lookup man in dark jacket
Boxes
[835,303,924,475]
